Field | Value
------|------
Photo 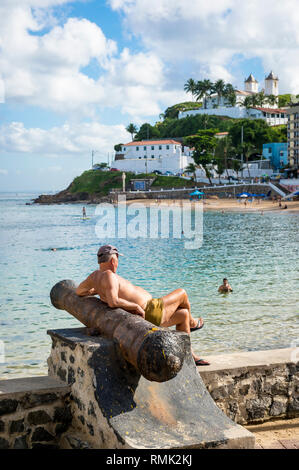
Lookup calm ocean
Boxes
[0,192,298,378]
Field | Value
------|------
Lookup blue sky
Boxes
[0,0,298,191]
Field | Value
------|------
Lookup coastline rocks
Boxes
[33,190,109,205]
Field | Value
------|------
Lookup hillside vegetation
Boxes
[70,170,194,195]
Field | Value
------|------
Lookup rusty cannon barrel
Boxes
[50,280,187,382]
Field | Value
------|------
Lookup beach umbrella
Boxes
[190,190,204,196]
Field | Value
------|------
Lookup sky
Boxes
[1,0,299,192]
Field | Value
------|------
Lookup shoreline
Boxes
[119,198,299,214]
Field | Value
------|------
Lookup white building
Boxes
[112,140,194,174]
[179,72,288,126]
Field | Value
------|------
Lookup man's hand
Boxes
[131,304,145,319]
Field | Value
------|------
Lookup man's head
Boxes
[223,278,228,285]
[97,245,123,272]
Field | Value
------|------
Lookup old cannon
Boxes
[50,279,186,382]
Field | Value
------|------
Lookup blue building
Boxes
[262,143,287,171]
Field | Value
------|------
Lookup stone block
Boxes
[31,427,55,442]
[9,418,24,433]
[53,405,72,423]
[270,398,287,417]
[0,399,18,416]
[0,437,9,449]
[13,436,28,449]
[27,410,52,425]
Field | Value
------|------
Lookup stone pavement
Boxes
[246,417,299,449]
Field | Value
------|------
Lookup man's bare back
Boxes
[76,269,152,316]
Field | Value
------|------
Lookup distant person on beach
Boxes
[82,206,86,218]
[76,244,210,366]
[218,278,233,293]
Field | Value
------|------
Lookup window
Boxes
[159,145,162,150]
[151,146,154,150]
[136,146,139,151]
[123,147,126,151]
[151,155,154,158]
[139,157,141,159]
[166,145,169,150]
[143,146,146,150]
[144,156,147,159]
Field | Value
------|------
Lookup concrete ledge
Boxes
[0,376,70,398]
[200,348,298,372]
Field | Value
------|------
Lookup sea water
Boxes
[0,193,298,378]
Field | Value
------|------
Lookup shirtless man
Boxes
[76,245,209,366]
[218,278,233,293]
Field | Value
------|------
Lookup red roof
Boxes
[252,107,286,114]
[215,132,229,135]
[124,140,182,146]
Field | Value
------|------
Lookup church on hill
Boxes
[179,72,287,126]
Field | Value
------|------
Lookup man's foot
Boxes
[195,358,210,366]
[190,317,204,332]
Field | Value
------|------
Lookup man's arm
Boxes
[76,272,96,297]
[104,271,145,318]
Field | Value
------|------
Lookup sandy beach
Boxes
[122,198,299,213]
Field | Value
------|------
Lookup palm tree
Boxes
[126,123,138,141]
[185,163,197,181]
[231,159,243,179]
[256,91,266,107]
[214,79,226,107]
[266,94,277,107]
[240,142,256,179]
[195,79,213,109]
[243,96,254,110]
[184,78,197,101]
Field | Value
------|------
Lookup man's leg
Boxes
[161,288,201,329]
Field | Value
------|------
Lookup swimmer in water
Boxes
[83,206,86,218]
[51,248,57,252]
[218,278,233,293]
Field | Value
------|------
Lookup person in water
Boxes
[76,245,210,366]
[82,207,86,218]
[218,278,233,293]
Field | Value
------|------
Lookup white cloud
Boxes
[0,169,8,175]
[109,0,299,93]
[0,121,129,158]
[0,0,183,118]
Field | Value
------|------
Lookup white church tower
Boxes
[244,74,259,93]
[265,71,279,96]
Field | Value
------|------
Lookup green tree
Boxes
[184,129,218,185]
[114,143,123,152]
[231,158,244,178]
[126,123,138,140]
[266,94,278,107]
[134,123,160,140]
[195,79,214,109]
[185,163,198,181]
[229,119,271,153]
[215,136,236,179]
[256,91,266,107]
[214,79,226,106]
[184,78,197,101]
[239,142,257,179]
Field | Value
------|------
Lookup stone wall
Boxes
[0,376,71,449]
[200,348,299,425]
[109,184,271,201]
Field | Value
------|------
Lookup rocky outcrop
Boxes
[33,189,109,205]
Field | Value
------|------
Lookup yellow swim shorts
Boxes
[144,298,164,326]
